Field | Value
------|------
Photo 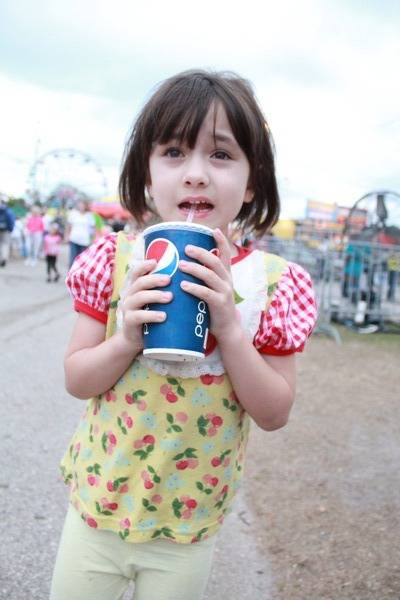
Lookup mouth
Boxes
[178,197,214,216]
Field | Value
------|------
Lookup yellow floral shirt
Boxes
[61,233,290,544]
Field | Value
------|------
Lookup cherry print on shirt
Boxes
[133,434,155,460]
[173,447,199,470]
[85,516,98,529]
[106,477,129,494]
[125,389,148,411]
[196,474,219,495]
[191,527,209,543]
[172,495,198,519]
[200,373,225,385]
[151,526,175,540]
[210,449,232,467]
[197,413,223,437]
[101,431,117,455]
[166,412,186,433]
[95,496,119,516]
[214,484,229,510]
[117,411,134,434]
[118,517,131,540]
[160,377,185,402]
[140,465,161,490]
[86,462,102,487]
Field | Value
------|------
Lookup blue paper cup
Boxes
[142,221,216,361]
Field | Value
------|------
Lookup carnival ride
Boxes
[344,190,400,244]
[27,148,109,206]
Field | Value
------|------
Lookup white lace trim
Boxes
[116,236,267,378]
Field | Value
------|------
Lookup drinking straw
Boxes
[186,204,196,223]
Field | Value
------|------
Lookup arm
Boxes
[64,259,172,399]
[64,314,137,399]
[217,329,295,430]
[179,229,295,431]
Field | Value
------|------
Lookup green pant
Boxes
[50,505,217,600]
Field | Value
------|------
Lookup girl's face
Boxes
[147,103,253,237]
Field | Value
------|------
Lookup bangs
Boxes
[148,72,258,162]
[151,77,219,147]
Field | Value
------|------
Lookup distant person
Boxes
[387,251,400,301]
[53,210,66,238]
[10,217,26,258]
[42,209,54,234]
[50,69,317,600]
[25,204,44,266]
[0,199,15,266]
[66,200,95,266]
[342,237,370,302]
[43,222,62,282]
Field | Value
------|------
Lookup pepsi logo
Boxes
[146,238,179,277]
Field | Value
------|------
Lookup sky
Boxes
[0,0,399,218]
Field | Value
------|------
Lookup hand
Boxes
[178,228,239,341]
[121,259,172,351]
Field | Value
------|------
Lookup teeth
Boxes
[180,200,212,210]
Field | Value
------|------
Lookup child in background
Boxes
[51,69,317,600]
[44,222,61,282]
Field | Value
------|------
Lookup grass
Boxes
[329,324,400,347]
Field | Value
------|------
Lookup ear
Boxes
[145,182,153,199]
[243,187,254,204]
[145,163,153,196]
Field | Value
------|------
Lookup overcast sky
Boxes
[0,0,399,217]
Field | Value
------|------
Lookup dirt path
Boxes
[244,330,400,599]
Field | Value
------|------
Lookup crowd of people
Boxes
[0,198,135,281]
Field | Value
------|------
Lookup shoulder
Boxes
[66,233,118,321]
[254,259,318,355]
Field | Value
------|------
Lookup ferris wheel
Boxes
[344,190,400,243]
[27,148,109,205]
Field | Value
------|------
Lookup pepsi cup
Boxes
[142,221,216,361]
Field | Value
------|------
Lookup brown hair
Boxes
[119,69,280,236]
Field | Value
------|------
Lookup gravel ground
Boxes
[1,253,399,599]
[245,330,400,599]
[0,253,272,600]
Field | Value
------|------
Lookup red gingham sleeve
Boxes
[254,262,318,355]
[65,233,117,324]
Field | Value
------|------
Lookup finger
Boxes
[129,259,157,280]
[127,273,171,295]
[124,289,173,311]
[123,309,166,327]
[179,260,225,290]
[180,280,219,304]
[213,228,232,271]
[184,244,229,281]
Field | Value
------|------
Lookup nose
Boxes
[182,154,209,187]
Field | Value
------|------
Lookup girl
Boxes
[51,70,317,600]
[43,222,62,282]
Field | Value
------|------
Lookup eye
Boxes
[212,150,231,160]
[164,147,183,158]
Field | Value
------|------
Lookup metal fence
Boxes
[255,236,400,336]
